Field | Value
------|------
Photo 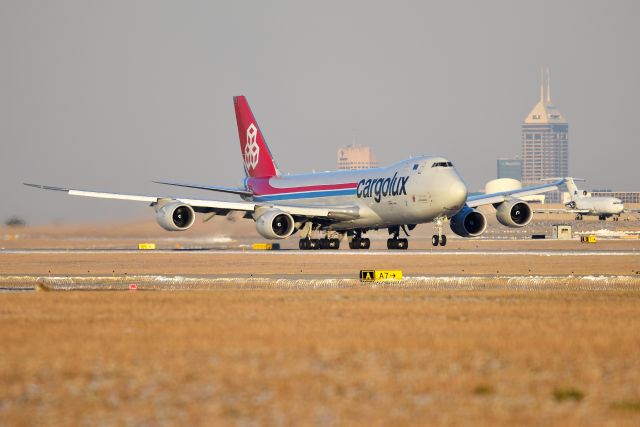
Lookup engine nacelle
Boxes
[155,202,196,231]
[255,210,295,239]
[495,199,533,228]
[450,206,487,237]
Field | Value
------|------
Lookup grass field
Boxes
[1,289,640,426]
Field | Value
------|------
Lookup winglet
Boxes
[23,183,69,192]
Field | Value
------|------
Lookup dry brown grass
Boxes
[1,289,640,426]
[1,249,639,277]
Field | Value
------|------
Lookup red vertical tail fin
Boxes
[234,96,279,178]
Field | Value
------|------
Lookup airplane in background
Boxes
[25,96,564,250]
[549,177,625,221]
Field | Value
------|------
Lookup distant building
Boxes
[522,69,568,202]
[337,144,378,170]
[590,191,640,204]
[497,157,522,180]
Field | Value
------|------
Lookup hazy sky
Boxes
[2,0,639,224]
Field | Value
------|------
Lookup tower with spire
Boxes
[521,68,568,202]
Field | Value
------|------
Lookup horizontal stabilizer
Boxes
[153,181,253,197]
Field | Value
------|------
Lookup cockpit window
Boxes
[432,161,453,168]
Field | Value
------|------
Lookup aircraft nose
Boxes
[448,178,468,209]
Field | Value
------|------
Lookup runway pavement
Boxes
[1,246,639,277]
[2,248,640,255]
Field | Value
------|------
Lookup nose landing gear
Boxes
[431,217,447,247]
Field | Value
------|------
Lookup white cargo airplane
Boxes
[555,177,624,221]
[25,96,563,250]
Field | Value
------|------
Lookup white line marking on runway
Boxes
[1,249,639,256]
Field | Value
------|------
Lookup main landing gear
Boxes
[431,217,447,247]
[349,230,370,250]
[299,223,342,250]
[387,226,409,250]
[299,237,341,250]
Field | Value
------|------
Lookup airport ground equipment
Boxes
[552,224,572,240]
[252,243,281,250]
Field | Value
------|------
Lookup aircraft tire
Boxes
[299,239,308,250]
[329,238,340,249]
[361,238,371,249]
[439,235,447,246]
[432,235,439,246]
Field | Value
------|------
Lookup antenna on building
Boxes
[546,67,551,102]
[540,67,544,102]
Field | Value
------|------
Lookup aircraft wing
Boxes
[152,180,254,197]
[466,179,564,208]
[23,183,360,221]
[533,208,590,214]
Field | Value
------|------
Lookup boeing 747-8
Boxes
[26,96,563,249]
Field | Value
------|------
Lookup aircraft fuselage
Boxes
[244,156,468,230]
[569,197,624,217]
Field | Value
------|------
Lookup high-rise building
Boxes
[497,157,522,180]
[521,69,568,202]
[337,144,378,170]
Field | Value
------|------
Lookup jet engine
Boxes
[255,210,295,239]
[495,199,532,227]
[450,206,487,237]
[155,201,196,231]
